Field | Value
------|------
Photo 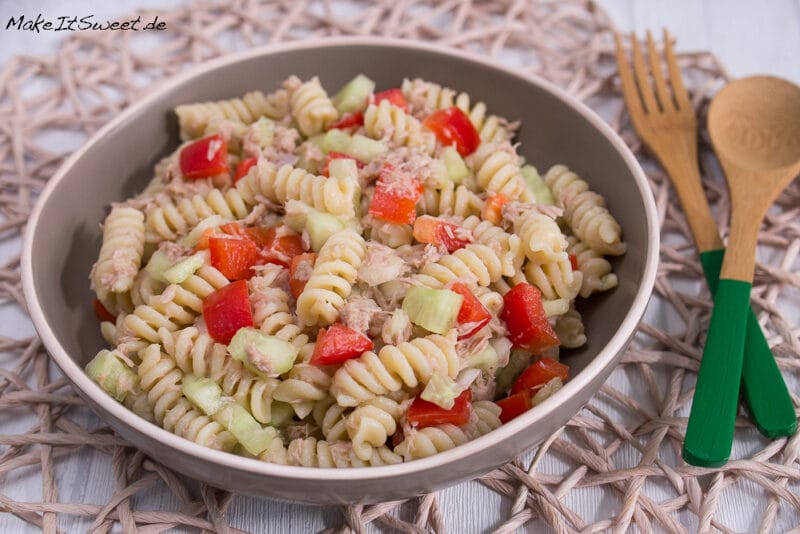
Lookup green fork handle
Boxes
[698,249,796,439]
[683,278,752,467]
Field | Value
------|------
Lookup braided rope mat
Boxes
[0,1,798,532]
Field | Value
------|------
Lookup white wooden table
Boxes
[1,1,798,532]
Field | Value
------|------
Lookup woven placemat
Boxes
[1,1,798,532]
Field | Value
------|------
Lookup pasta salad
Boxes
[87,74,625,467]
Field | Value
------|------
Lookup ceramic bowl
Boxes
[22,38,658,504]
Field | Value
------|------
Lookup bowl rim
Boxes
[21,36,659,482]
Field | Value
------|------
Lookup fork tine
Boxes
[630,32,659,113]
[646,30,676,112]
[663,29,692,110]
[614,32,645,119]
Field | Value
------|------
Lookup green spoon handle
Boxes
[683,278,751,467]
[699,249,796,438]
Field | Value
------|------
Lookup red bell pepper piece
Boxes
[568,253,579,271]
[179,134,229,180]
[194,227,219,251]
[500,283,560,353]
[289,252,317,298]
[310,323,374,365]
[423,107,481,156]
[482,193,508,225]
[368,165,424,224]
[322,151,364,177]
[511,357,570,396]
[406,389,472,429]
[412,215,473,253]
[209,235,259,281]
[234,157,257,183]
[256,225,305,267]
[448,282,491,339]
[327,111,364,132]
[93,299,116,323]
[203,280,253,344]
[220,223,305,268]
[373,88,408,112]
[496,390,532,424]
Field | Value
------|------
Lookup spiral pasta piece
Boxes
[289,77,338,136]
[330,332,458,407]
[137,344,235,451]
[346,396,405,461]
[99,291,134,317]
[297,229,366,326]
[119,259,228,354]
[394,424,471,461]
[567,236,618,298]
[554,307,587,348]
[92,206,145,299]
[468,143,533,202]
[544,165,625,255]
[472,286,505,316]
[175,89,288,140]
[513,209,568,263]
[363,100,436,155]
[144,188,250,243]
[523,254,583,301]
[285,438,402,467]
[130,270,166,308]
[401,78,514,143]
[311,397,350,441]
[272,364,331,419]
[460,215,524,277]
[417,180,484,218]
[237,161,358,218]
[394,400,501,461]
[463,400,503,437]
[415,244,503,288]
[249,275,309,351]
[162,327,281,424]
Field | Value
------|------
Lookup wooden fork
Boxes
[614,30,796,447]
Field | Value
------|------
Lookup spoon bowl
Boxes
[708,76,800,172]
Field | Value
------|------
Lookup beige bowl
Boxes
[21,38,658,504]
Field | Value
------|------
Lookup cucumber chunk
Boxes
[228,328,299,377]
[464,343,499,371]
[348,134,387,163]
[323,129,352,154]
[182,374,223,416]
[250,117,274,148]
[421,373,465,409]
[86,350,138,402]
[441,146,469,184]
[332,74,376,113]
[494,349,534,396]
[307,210,347,252]
[144,250,172,283]
[268,401,295,428]
[402,286,463,335]
[163,252,205,284]
[181,214,228,247]
[215,401,280,456]
[521,165,555,205]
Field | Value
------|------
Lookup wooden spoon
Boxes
[683,76,800,467]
